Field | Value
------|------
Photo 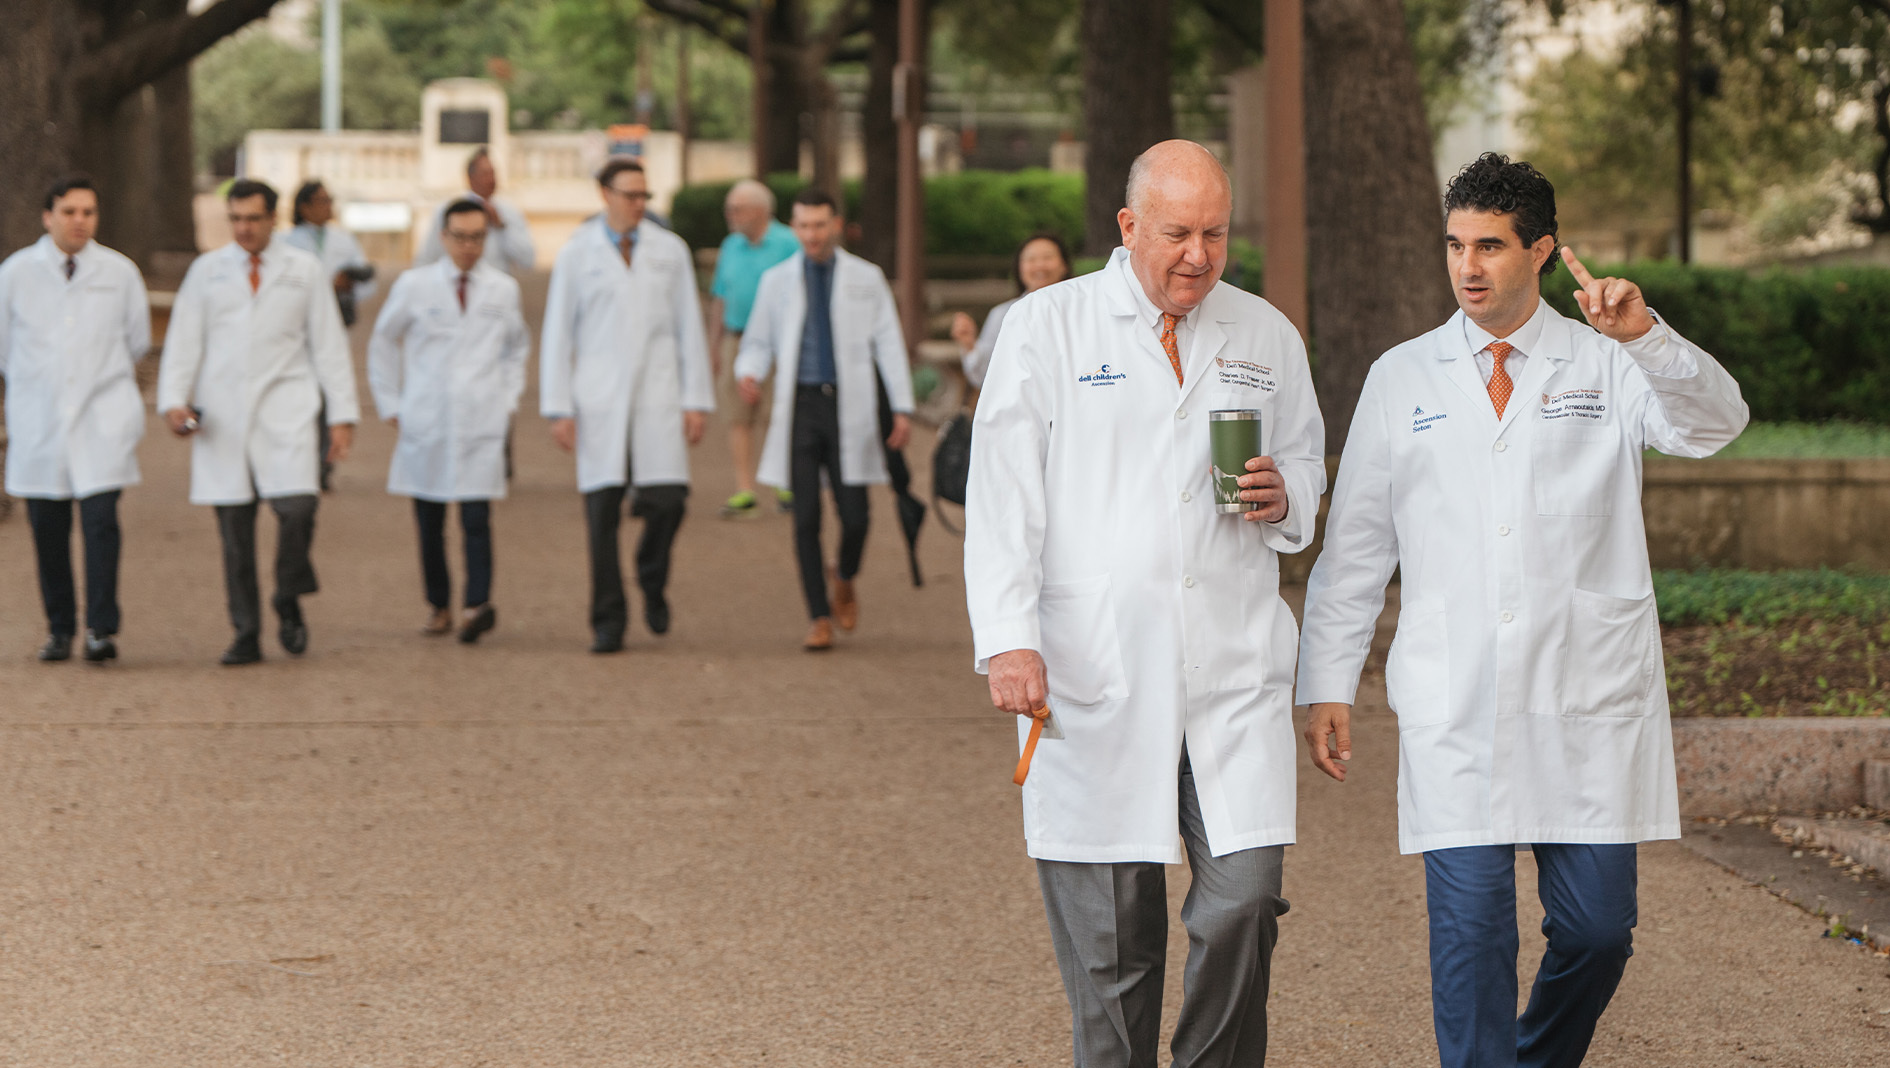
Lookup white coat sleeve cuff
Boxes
[972,617,1040,675]
[1621,311,1699,379]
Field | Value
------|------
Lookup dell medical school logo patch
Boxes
[1411,405,1449,433]
[1539,388,1606,421]
[1078,363,1128,386]
[1214,356,1277,392]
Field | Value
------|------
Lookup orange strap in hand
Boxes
[1013,707,1050,786]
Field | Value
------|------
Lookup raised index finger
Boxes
[1560,245,1596,287]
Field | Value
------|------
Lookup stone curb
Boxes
[1673,719,1890,817]
[1774,817,1890,883]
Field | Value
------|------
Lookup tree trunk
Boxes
[762,0,807,175]
[807,66,843,198]
[1080,0,1175,255]
[1304,0,1454,455]
[0,2,85,256]
[857,0,902,269]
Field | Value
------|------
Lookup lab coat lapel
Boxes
[1178,292,1230,407]
[1497,313,1576,435]
[1100,254,1180,391]
[1434,316,1497,422]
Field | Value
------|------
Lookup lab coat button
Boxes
[1177,409,1188,419]
[1500,611,1514,623]
[1184,576,1195,588]
[1497,524,1510,536]
[1494,440,1508,452]
[1180,491,1192,503]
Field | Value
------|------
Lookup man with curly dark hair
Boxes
[1298,152,1749,1068]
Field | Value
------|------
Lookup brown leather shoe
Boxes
[803,617,834,651]
[422,606,452,635]
[831,578,858,632]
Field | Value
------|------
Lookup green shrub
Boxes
[1663,420,1890,459]
[1542,263,1890,424]
[1654,568,1890,626]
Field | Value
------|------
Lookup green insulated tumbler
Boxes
[1209,409,1263,514]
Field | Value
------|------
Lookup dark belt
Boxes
[796,382,837,398]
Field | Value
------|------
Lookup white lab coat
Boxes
[156,241,361,505]
[0,236,150,499]
[413,195,536,274]
[368,259,529,502]
[964,248,1327,864]
[734,249,914,489]
[1296,300,1749,854]
[539,218,712,492]
[282,221,378,305]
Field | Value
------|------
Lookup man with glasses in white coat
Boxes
[369,199,529,643]
[541,158,712,653]
[1298,153,1748,1068]
[965,140,1325,1068]
[158,179,361,666]
[0,176,150,663]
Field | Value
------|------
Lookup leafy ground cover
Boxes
[1657,569,1890,716]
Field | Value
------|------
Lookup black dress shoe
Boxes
[644,593,670,636]
[279,618,309,656]
[82,631,117,662]
[220,639,263,666]
[589,631,623,654]
[458,603,497,644]
[37,634,72,662]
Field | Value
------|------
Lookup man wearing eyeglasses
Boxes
[541,158,713,653]
[369,199,529,644]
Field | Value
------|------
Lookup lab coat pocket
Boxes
[1561,589,1659,716]
[1038,576,1130,706]
[1384,596,1450,728]
[1532,424,1616,517]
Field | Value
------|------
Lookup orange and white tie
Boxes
[247,253,262,295]
[1160,313,1183,386]
[1487,340,1514,418]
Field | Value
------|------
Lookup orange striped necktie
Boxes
[1160,313,1183,386]
[1487,340,1514,418]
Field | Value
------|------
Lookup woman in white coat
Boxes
[0,176,150,662]
[734,189,912,650]
[949,231,1073,390]
[540,158,713,652]
[1297,154,1748,1068]
[369,200,529,643]
[157,179,361,666]
[966,142,1325,1066]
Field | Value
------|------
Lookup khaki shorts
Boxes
[716,331,772,429]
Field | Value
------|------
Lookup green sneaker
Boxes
[720,490,758,519]
[775,488,795,513]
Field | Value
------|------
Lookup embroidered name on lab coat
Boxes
[1539,388,1607,420]
[1077,363,1127,386]
[1411,406,1449,432]
[1214,357,1276,392]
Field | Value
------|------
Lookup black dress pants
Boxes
[584,476,687,639]
[414,499,493,609]
[214,495,319,642]
[26,490,123,638]
[790,384,869,620]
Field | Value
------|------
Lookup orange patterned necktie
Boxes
[1487,340,1514,418]
[1160,313,1183,386]
[248,253,261,295]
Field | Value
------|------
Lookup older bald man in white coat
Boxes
[965,141,1325,1068]
[158,179,360,666]
[1298,154,1748,1068]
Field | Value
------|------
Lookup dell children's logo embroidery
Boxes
[1078,363,1128,386]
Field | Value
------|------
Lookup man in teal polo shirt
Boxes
[710,180,801,518]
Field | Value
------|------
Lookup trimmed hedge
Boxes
[670,169,1083,261]
[1542,262,1890,424]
